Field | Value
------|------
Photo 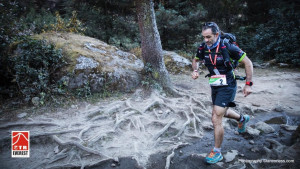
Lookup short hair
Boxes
[202,22,220,35]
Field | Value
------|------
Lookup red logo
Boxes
[12,131,30,157]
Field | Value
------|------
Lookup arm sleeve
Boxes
[195,44,205,61]
[226,43,247,62]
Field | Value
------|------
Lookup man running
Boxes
[191,22,253,164]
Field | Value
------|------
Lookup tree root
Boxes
[165,150,175,169]
[191,98,207,111]
[51,135,111,158]
[0,88,212,168]
[153,119,176,141]
[165,143,189,169]
[176,111,190,137]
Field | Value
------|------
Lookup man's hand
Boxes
[192,71,199,80]
[243,85,252,97]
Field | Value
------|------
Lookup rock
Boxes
[234,131,239,135]
[253,108,269,114]
[267,59,277,66]
[273,104,284,112]
[198,153,207,157]
[227,163,246,169]
[239,105,254,114]
[202,121,214,130]
[251,103,261,107]
[71,105,77,109]
[224,150,238,163]
[17,112,27,118]
[163,51,192,74]
[216,162,224,167]
[278,63,289,68]
[227,119,238,128]
[265,116,287,124]
[250,147,260,152]
[291,125,300,144]
[111,163,116,167]
[246,126,261,136]
[249,140,255,144]
[281,125,298,131]
[31,97,40,106]
[252,62,262,68]
[255,121,275,134]
[54,146,59,154]
[34,32,144,93]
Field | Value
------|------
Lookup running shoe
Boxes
[205,150,223,164]
[238,115,250,133]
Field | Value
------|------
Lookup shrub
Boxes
[8,37,66,103]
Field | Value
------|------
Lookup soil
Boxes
[0,67,299,169]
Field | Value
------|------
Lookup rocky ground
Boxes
[0,67,299,169]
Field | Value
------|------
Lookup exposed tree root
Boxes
[153,119,176,141]
[165,143,190,169]
[0,88,213,168]
[51,135,111,158]
[165,150,175,169]
[176,111,190,137]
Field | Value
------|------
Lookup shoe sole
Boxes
[206,155,223,164]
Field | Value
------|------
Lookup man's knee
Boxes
[211,114,222,126]
[212,106,227,126]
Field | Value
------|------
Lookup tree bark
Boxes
[136,0,174,94]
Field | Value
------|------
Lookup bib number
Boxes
[209,75,228,86]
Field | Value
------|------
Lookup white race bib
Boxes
[209,75,228,86]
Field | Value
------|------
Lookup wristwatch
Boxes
[245,81,253,86]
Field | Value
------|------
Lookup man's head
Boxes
[201,22,220,47]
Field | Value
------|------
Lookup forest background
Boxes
[0,0,299,105]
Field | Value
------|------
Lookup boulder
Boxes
[224,150,238,163]
[163,51,192,74]
[255,121,275,134]
[278,63,289,68]
[246,126,261,136]
[34,33,143,92]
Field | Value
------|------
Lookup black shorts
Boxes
[211,81,237,107]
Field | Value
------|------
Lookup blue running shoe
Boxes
[238,115,250,133]
[205,150,223,164]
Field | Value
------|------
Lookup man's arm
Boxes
[192,58,199,79]
[240,56,253,97]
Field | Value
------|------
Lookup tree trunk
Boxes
[136,0,174,94]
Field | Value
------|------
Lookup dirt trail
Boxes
[0,68,299,169]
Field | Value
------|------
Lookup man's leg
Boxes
[206,105,227,164]
[224,108,240,120]
[212,105,227,148]
[224,108,250,133]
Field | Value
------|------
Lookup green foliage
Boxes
[75,81,91,98]
[19,8,57,34]
[8,37,66,102]
[75,2,139,51]
[156,2,207,52]
[235,4,300,66]
[42,11,86,33]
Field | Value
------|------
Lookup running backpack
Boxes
[220,33,240,69]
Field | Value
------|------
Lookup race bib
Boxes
[209,75,228,86]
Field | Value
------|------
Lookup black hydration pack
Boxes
[220,33,246,80]
[220,33,239,69]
